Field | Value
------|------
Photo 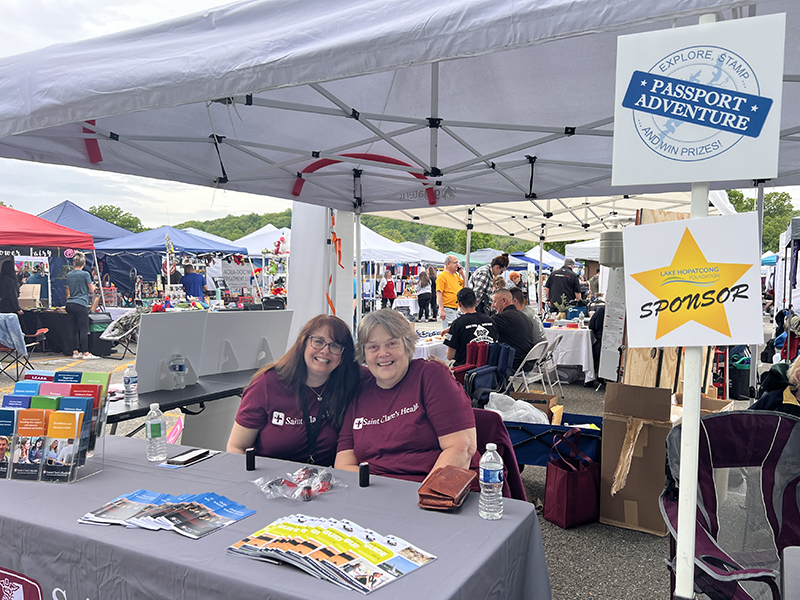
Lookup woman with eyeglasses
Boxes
[226,315,360,466]
[335,309,478,484]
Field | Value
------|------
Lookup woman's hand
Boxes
[334,449,360,472]
[226,423,260,454]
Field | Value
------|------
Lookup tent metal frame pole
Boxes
[91,249,106,311]
[464,208,473,275]
[750,180,766,402]
[247,256,261,301]
[430,62,439,173]
[355,210,362,327]
[539,242,544,314]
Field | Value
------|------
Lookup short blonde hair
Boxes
[72,252,86,268]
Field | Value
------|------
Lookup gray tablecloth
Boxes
[0,436,551,600]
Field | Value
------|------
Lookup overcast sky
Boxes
[0,0,292,228]
[0,1,796,229]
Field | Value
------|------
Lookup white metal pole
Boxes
[464,209,473,275]
[539,243,544,313]
[91,249,106,311]
[750,180,765,401]
[673,181,710,599]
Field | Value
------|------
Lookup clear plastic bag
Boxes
[253,466,347,502]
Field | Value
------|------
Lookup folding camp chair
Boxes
[661,411,800,600]
[100,307,148,360]
[0,314,34,381]
[541,334,565,398]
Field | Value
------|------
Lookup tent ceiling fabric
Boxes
[0,0,796,238]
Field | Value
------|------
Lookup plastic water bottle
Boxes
[170,354,186,389]
[479,443,504,520]
[123,364,138,406]
[145,403,167,462]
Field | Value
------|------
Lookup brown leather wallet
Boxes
[417,465,477,510]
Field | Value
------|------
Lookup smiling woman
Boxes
[334,310,479,484]
[226,315,360,466]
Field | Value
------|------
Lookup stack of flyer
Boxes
[79,489,255,539]
[228,515,436,594]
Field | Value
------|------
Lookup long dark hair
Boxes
[0,261,18,294]
[251,314,359,429]
[418,270,430,288]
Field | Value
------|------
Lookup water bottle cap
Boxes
[150,403,159,410]
[486,443,497,451]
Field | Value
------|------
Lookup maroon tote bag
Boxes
[543,427,600,529]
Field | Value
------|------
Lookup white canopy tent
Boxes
[0,4,796,597]
[234,226,291,256]
[525,246,564,269]
[398,241,447,266]
[565,239,601,263]
[360,226,420,263]
[0,0,795,245]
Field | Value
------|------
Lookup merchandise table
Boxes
[106,368,257,430]
[544,327,596,383]
[393,296,419,315]
[413,338,448,361]
[0,436,551,600]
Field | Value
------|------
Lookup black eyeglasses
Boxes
[308,336,345,355]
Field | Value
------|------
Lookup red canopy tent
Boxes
[0,205,94,255]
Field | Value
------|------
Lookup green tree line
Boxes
[87,189,798,255]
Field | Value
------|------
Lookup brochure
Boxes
[227,515,436,594]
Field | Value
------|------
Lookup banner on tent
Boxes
[0,247,73,258]
[612,13,785,186]
[622,212,762,348]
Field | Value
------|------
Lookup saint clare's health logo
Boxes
[0,569,44,600]
[621,46,772,163]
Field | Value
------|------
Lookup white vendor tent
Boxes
[234,225,291,256]
[182,228,234,245]
[525,246,564,269]
[469,248,528,269]
[565,239,601,263]
[398,241,447,266]
[0,0,793,244]
[361,226,420,263]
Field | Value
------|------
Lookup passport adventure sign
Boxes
[612,14,785,186]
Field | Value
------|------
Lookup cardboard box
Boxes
[600,383,672,536]
[600,384,733,536]
[18,284,40,309]
[670,394,733,423]
[509,391,559,421]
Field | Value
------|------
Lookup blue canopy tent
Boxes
[510,252,540,268]
[38,200,148,303]
[762,253,778,266]
[95,227,248,298]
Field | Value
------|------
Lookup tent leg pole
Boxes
[539,243,544,314]
[355,210,362,329]
[92,249,106,312]
[750,179,766,402]
[464,208,473,274]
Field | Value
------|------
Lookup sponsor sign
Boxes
[622,212,762,347]
[612,13,784,185]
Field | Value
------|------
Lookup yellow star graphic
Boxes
[630,228,752,339]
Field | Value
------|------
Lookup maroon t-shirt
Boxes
[235,369,340,466]
[337,359,478,482]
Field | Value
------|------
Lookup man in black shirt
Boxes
[491,289,534,371]
[544,258,582,313]
[444,287,498,365]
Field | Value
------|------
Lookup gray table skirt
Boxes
[0,436,551,600]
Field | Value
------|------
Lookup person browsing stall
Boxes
[543,257,581,313]
[491,289,535,372]
[227,315,360,466]
[0,260,23,316]
[509,287,547,348]
[180,264,207,299]
[378,270,396,309]
[65,252,98,360]
[436,255,464,327]
[335,309,478,483]
[25,264,49,304]
[444,287,498,366]
[468,253,509,314]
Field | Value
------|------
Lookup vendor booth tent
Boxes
[360,226,420,263]
[38,200,134,243]
[95,226,247,256]
[565,239,601,263]
[234,226,291,257]
[0,205,94,253]
[524,246,563,269]
[0,0,790,244]
[469,248,528,269]
[182,227,235,246]
[398,241,447,266]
